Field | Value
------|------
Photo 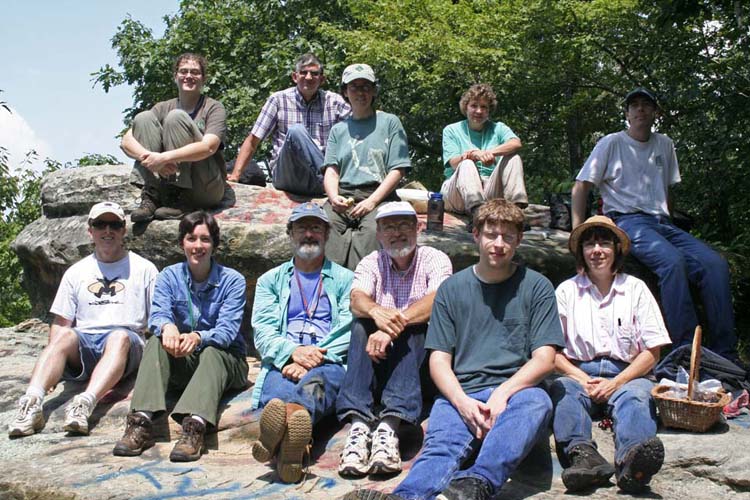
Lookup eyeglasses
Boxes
[292,224,326,235]
[482,230,518,244]
[379,221,416,235]
[177,68,202,76]
[90,220,125,230]
[349,83,374,93]
[297,70,322,77]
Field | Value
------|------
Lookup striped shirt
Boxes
[250,87,350,170]
[352,246,453,311]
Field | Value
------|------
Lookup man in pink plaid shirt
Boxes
[336,201,453,478]
[231,53,350,195]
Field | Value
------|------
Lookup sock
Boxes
[78,391,98,409]
[190,414,206,426]
[136,411,153,421]
[376,416,400,434]
[26,384,46,403]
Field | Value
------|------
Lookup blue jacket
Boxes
[250,258,353,409]
[149,260,247,357]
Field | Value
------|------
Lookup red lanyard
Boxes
[294,270,323,320]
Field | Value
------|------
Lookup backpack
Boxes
[655,345,750,396]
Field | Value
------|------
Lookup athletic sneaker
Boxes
[339,424,372,477]
[368,428,401,474]
[8,395,44,437]
[64,394,94,435]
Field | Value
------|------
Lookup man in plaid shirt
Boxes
[230,53,350,195]
[336,201,453,478]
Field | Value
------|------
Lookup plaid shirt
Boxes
[352,246,453,311]
[250,87,350,170]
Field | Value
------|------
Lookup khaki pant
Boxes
[129,336,248,427]
[440,155,528,214]
[130,109,225,208]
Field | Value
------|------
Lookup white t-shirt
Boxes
[555,273,671,363]
[50,251,158,338]
[577,130,680,217]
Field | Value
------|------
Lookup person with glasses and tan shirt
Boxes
[231,53,351,195]
[8,202,157,438]
[122,53,228,222]
[249,202,354,483]
[336,201,452,479]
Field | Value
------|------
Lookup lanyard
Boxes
[295,270,324,321]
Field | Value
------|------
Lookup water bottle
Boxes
[427,192,444,231]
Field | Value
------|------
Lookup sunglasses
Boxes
[90,220,125,230]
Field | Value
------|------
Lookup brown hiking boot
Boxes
[251,398,287,463]
[131,193,158,223]
[113,413,155,456]
[277,405,312,483]
[169,416,206,462]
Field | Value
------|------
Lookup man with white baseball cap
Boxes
[8,201,158,438]
[336,201,452,477]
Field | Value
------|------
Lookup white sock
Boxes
[25,385,46,403]
[78,391,98,408]
[136,411,153,420]
[190,414,206,426]
[376,416,399,434]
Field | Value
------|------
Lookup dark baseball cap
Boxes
[623,87,658,107]
[289,202,330,224]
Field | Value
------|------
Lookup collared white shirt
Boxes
[555,273,671,363]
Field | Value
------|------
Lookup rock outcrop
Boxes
[12,165,576,326]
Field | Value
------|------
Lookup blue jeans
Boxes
[612,212,736,358]
[273,124,325,196]
[258,363,345,425]
[336,319,427,426]
[549,357,657,465]
[394,387,552,499]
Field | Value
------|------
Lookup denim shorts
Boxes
[63,329,144,382]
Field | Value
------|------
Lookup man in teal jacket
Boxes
[250,202,354,483]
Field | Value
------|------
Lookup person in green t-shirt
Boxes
[441,84,528,230]
[322,64,411,270]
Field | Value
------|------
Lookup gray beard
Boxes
[295,243,323,260]
[385,243,415,259]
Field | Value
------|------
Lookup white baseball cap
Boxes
[342,63,377,84]
[375,201,417,220]
[88,202,125,221]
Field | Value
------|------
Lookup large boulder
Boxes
[12,165,576,326]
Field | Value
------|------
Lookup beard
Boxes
[384,241,416,259]
[294,241,323,260]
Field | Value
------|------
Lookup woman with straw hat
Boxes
[549,215,671,494]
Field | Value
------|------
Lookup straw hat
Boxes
[568,215,631,255]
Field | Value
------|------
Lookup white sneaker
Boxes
[8,395,44,437]
[339,424,372,477]
[368,428,401,474]
[63,395,94,435]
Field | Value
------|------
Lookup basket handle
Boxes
[687,325,702,401]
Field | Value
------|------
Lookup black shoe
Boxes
[436,477,492,500]
[466,205,481,233]
[561,443,615,492]
[131,193,158,223]
[616,437,664,493]
[340,490,405,500]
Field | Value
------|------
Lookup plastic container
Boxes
[427,192,444,231]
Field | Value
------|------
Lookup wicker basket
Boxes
[652,325,731,432]
[651,385,731,432]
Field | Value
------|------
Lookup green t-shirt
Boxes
[442,119,518,179]
[323,111,411,188]
[426,265,564,394]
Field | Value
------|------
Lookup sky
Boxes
[1,1,180,173]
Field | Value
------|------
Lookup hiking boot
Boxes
[63,394,94,435]
[8,395,44,437]
[153,205,187,220]
[436,477,492,500]
[368,427,401,475]
[616,437,664,493]
[113,412,155,456]
[561,443,615,492]
[169,416,206,462]
[466,205,481,233]
[340,490,405,500]
[131,193,158,223]
[338,424,372,477]
[277,406,312,483]
[252,398,287,463]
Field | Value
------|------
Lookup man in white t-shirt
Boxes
[571,88,738,361]
[8,202,158,438]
